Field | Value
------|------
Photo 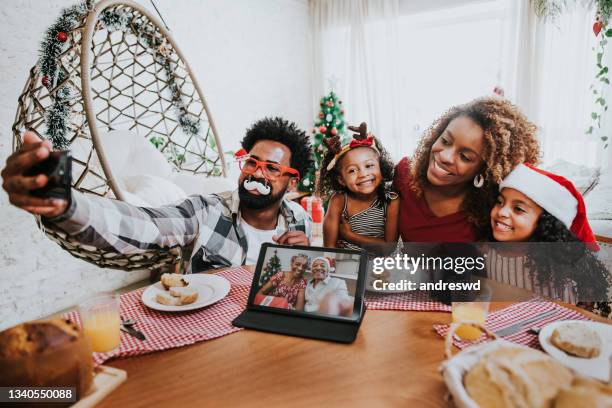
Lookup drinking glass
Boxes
[79,292,121,352]
[451,285,491,341]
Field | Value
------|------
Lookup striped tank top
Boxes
[336,191,396,251]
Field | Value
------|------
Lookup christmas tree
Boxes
[298,91,348,193]
[259,250,282,287]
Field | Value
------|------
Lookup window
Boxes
[396,0,511,155]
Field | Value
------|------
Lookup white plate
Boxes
[141,274,231,312]
[539,320,612,382]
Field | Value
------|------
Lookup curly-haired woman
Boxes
[395,97,541,242]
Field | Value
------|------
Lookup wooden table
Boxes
[97,273,608,407]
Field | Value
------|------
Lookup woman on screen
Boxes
[257,254,309,310]
[305,257,352,315]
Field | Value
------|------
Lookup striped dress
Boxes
[336,191,397,252]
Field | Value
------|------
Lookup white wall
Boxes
[0,0,312,330]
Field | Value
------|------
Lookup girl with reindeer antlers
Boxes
[318,123,399,255]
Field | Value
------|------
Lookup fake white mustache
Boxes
[243,177,271,195]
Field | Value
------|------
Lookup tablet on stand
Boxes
[233,243,367,343]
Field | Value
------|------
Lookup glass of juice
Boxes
[451,285,491,341]
[79,292,121,353]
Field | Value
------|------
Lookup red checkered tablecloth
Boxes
[365,291,451,312]
[433,300,591,350]
[64,267,253,365]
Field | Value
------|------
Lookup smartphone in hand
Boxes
[24,151,72,199]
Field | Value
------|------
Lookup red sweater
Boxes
[394,157,477,242]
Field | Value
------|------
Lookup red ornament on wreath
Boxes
[42,75,50,87]
[326,101,334,107]
[330,127,338,136]
[318,112,324,118]
[56,31,68,42]
[593,20,602,36]
[319,125,327,134]
[341,108,346,115]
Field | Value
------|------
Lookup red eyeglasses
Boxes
[237,155,300,181]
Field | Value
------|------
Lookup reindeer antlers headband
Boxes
[324,122,380,171]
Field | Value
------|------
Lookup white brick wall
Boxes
[0,0,312,330]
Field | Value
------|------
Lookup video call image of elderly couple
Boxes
[255,247,359,318]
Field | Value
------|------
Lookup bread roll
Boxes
[0,319,93,399]
[160,273,188,290]
[169,287,198,305]
[155,292,180,306]
[465,347,573,408]
[554,377,612,408]
[156,287,199,306]
[550,323,602,358]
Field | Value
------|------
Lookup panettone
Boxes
[0,318,94,399]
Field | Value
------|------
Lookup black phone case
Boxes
[24,151,72,199]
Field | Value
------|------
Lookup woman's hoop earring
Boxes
[473,174,485,188]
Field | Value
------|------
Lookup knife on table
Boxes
[494,310,557,337]
[120,324,146,341]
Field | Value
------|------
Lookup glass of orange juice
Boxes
[451,285,491,341]
[79,292,121,352]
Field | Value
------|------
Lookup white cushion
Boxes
[90,130,173,183]
[585,167,612,220]
[121,135,173,179]
[590,219,612,238]
[123,174,187,206]
[170,173,236,196]
[117,189,152,207]
[84,130,233,205]
[543,159,600,194]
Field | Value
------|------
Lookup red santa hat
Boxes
[499,163,598,249]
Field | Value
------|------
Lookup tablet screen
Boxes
[250,244,365,321]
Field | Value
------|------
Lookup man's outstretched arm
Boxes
[43,189,204,253]
[3,131,202,254]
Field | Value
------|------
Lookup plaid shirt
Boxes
[45,189,312,272]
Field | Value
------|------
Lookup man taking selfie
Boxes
[1,117,314,272]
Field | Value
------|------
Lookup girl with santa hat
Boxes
[487,163,611,315]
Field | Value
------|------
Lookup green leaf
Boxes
[597,66,609,77]
[587,126,594,134]
[606,29,612,37]
[602,136,609,141]
[592,112,599,119]
[598,52,603,64]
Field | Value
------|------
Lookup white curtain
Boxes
[506,0,611,167]
[310,0,402,157]
[312,0,611,167]
[311,0,518,160]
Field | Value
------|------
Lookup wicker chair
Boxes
[11,0,226,272]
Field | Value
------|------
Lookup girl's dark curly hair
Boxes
[318,136,395,201]
[409,97,541,237]
[524,211,611,302]
[241,117,314,179]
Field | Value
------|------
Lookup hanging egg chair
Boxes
[11,0,226,272]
